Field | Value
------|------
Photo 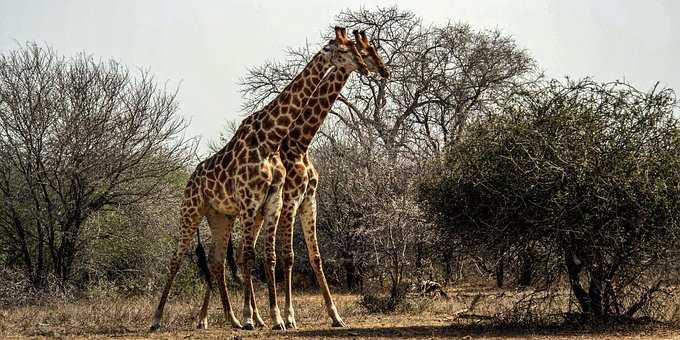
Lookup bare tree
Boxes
[236,7,538,298]
[0,43,195,286]
[241,7,537,159]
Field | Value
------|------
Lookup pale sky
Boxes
[1,0,678,154]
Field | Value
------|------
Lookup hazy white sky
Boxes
[1,0,678,154]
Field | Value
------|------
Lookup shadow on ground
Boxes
[289,322,671,339]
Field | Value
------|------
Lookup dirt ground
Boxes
[1,289,679,339]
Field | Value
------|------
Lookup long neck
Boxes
[254,52,329,153]
[283,66,352,155]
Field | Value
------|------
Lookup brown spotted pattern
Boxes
[275,31,390,329]
[151,27,369,332]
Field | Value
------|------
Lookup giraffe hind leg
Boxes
[151,206,203,331]
[202,210,242,329]
[299,189,345,327]
[238,210,263,331]
[261,181,286,330]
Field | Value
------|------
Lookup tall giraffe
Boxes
[277,30,389,329]
[150,27,368,332]
[198,27,380,329]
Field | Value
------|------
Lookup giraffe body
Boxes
[276,31,389,329]
[150,27,368,331]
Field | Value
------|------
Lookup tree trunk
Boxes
[495,255,505,288]
[518,252,534,287]
[342,252,356,291]
[563,246,592,320]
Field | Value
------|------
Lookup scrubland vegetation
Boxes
[1,6,679,339]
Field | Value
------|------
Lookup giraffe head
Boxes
[323,26,369,76]
[353,30,390,79]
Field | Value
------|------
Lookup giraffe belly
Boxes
[209,196,239,216]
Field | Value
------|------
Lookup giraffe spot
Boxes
[319,84,329,94]
[218,171,227,182]
[234,150,245,164]
[262,117,274,130]
[321,97,330,108]
[308,116,319,126]
[245,134,258,147]
[292,80,303,92]
[276,115,291,126]
[246,166,259,178]
[303,125,313,135]
[279,92,291,104]
[289,128,301,140]
[257,130,267,142]
[249,149,259,162]
[292,96,301,108]
[311,255,321,267]
[275,127,288,137]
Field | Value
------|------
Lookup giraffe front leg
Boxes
[262,184,286,330]
[206,211,242,329]
[238,209,264,331]
[250,282,267,328]
[299,188,345,327]
[197,276,211,329]
[279,190,303,329]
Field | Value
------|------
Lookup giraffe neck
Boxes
[283,67,352,155]
[254,52,331,153]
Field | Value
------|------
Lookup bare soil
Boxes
[1,288,678,339]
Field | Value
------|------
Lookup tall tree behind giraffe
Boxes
[238,7,538,298]
[151,27,368,331]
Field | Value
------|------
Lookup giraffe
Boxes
[192,30,387,332]
[150,26,368,332]
[276,30,389,329]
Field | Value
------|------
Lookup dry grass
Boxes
[1,284,678,339]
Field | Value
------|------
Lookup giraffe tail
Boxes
[195,231,212,289]
[226,235,243,284]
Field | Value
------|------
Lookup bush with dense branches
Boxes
[420,78,680,322]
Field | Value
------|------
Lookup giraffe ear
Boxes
[353,30,365,48]
[360,31,370,45]
[334,26,343,42]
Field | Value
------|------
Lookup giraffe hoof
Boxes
[196,320,208,330]
[272,323,286,331]
[149,323,161,332]
[243,323,255,331]
[331,319,346,327]
[285,321,297,330]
